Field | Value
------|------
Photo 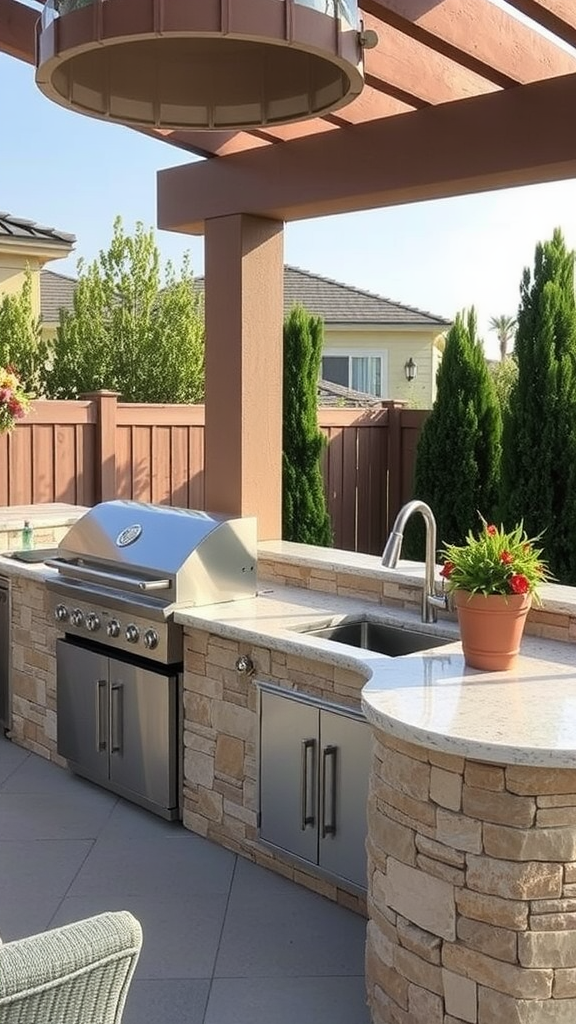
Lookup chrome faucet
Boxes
[381,500,447,624]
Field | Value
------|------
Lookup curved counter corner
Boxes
[361,636,576,769]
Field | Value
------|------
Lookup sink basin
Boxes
[296,618,452,657]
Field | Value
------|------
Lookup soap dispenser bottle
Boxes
[22,520,34,550]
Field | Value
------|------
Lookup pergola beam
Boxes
[158,72,576,234]
[505,0,576,50]
[361,0,576,84]
[0,0,37,63]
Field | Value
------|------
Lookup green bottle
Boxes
[22,520,34,550]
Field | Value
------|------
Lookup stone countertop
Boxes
[175,567,576,769]
[3,534,576,769]
[0,553,59,583]
[0,504,88,531]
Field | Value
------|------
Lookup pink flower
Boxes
[500,551,513,565]
[486,524,497,536]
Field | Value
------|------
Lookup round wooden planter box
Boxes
[454,590,532,672]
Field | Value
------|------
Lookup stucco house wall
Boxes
[323,325,446,407]
[0,215,75,336]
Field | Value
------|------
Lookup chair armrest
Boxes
[0,911,142,1024]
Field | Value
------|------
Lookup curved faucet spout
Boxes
[382,500,447,624]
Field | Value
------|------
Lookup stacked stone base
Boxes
[367,730,576,1024]
[9,575,62,763]
[182,627,367,915]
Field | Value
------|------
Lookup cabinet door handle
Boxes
[95,679,107,752]
[300,739,316,830]
[110,684,123,754]
[321,745,337,838]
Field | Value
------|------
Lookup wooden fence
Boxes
[0,392,427,555]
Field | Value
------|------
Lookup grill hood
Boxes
[51,500,258,609]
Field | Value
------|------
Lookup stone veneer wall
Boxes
[258,554,576,644]
[0,523,73,552]
[182,625,367,914]
[367,729,576,1024]
[9,575,62,763]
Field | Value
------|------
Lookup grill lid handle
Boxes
[44,559,171,594]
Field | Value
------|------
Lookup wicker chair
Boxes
[0,911,142,1024]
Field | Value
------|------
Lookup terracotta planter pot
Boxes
[454,591,532,672]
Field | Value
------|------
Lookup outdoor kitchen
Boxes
[5,500,576,1024]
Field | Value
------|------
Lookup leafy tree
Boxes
[283,305,332,545]
[489,355,518,417]
[405,309,502,559]
[500,228,576,584]
[42,218,204,402]
[489,314,516,361]
[0,268,48,394]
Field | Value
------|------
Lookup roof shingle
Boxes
[283,266,450,326]
[40,269,78,322]
[0,213,76,247]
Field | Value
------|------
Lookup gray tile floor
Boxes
[0,735,370,1024]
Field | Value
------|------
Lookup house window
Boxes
[321,354,384,397]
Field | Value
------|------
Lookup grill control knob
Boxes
[143,628,159,651]
[107,619,121,639]
[86,612,101,633]
[70,609,84,627]
[125,623,140,644]
[54,603,69,623]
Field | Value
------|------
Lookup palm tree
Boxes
[489,314,517,361]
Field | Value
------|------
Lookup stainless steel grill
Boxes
[47,500,258,664]
[48,501,257,819]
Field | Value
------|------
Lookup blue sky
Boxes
[3,49,576,360]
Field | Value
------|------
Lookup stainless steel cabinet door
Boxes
[108,657,177,809]
[260,690,319,864]
[318,709,370,888]
[56,639,109,782]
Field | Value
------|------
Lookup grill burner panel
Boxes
[49,590,181,664]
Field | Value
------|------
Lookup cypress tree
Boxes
[405,309,501,559]
[500,228,576,584]
[282,305,332,545]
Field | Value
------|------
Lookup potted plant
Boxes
[439,516,552,671]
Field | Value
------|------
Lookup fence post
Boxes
[80,391,119,502]
[382,400,407,533]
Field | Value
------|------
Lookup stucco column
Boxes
[204,214,284,540]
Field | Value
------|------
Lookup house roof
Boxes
[196,265,450,327]
[317,378,381,407]
[40,269,78,322]
[43,265,449,329]
[0,213,75,247]
[283,266,449,327]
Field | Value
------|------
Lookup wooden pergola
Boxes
[4,1,576,537]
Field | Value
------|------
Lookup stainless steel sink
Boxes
[296,618,452,657]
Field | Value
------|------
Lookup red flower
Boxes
[500,551,513,565]
[440,561,454,578]
[486,524,497,536]
[510,574,530,594]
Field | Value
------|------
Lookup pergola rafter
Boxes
[4,0,576,167]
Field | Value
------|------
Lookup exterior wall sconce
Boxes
[36,0,376,132]
[404,358,417,382]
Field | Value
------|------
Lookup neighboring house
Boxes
[0,213,75,326]
[39,267,77,341]
[200,265,451,408]
[0,214,449,408]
